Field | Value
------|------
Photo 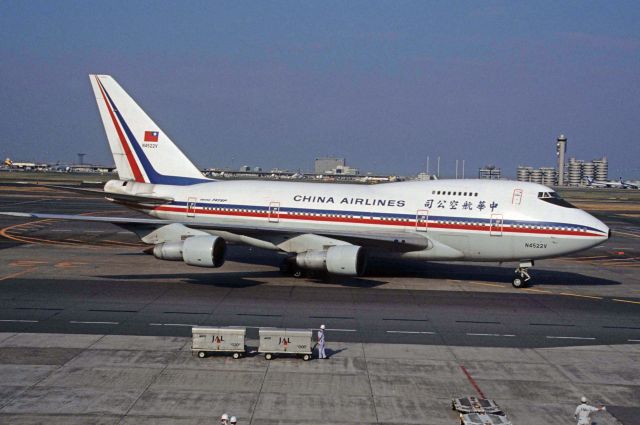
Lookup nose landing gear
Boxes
[513,260,533,288]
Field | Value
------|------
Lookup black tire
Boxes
[512,276,526,288]
[265,353,273,360]
[232,352,240,359]
[303,354,310,361]
[197,351,206,358]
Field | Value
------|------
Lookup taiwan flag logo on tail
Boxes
[144,131,159,142]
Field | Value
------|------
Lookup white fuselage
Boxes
[109,178,610,262]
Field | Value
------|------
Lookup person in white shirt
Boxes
[574,396,605,425]
[317,324,326,359]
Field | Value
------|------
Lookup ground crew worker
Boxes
[230,416,237,424]
[317,324,326,359]
[574,396,605,425]
[220,413,229,424]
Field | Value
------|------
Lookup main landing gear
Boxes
[512,260,534,288]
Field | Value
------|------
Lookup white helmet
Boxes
[320,324,325,329]
[221,413,229,420]
[581,396,587,403]
[230,416,237,424]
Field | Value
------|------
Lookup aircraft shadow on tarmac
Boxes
[98,259,619,289]
[366,258,621,287]
[97,270,386,289]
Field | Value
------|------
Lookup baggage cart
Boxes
[258,327,313,361]
[452,396,504,415]
[191,326,246,359]
[459,412,512,425]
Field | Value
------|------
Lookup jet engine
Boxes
[295,245,366,276]
[152,235,226,268]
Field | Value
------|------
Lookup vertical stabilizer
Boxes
[89,74,208,185]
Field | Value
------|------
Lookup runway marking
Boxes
[530,323,575,327]
[603,325,640,330]
[149,323,197,327]
[559,292,603,300]
[0,268,38,282]
[466,333,515,337]
[628,339,640,342]
[382,318,429,322]
[309,315,355,320]
[326,328,357,332]
[546,336,596,340]
[51,229,72,233]
[457,320,501,324]
[613,298,640,305]
[237,313,282,318]
[386,330,435,335]
[69,320,119,325]
[460,365,486,399]
[0,319,39,323]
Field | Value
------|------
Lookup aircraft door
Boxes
[268,201,280,223]
[512,189,523,205]
[416,209,429,232]
[490,214,503,236]
[187,197,197,218]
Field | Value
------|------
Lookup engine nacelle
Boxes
[296,245,366,276]
[153,235,226,268]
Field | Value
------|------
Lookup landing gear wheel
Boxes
[512,276,526,288]
[198,351,206,358]
[265,353,273,360]
[513,261,533,288]
[232,352,240,359]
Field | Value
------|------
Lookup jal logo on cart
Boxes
[212,335,224,343]
[279,337,290,346]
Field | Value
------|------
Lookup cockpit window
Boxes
[537,191,576,208]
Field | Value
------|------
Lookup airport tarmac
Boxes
[0,183,639,423]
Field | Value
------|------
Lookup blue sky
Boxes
[1,1,639,177]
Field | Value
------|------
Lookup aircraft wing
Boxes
[5,183,174,205]
[0,212,428,252]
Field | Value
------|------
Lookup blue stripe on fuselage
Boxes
[169,200,605,234]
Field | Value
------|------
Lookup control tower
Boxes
[556,134,567,186]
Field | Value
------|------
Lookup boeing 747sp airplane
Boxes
[1,75,610,288]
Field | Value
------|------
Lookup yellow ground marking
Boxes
[613,298,640,305]
[559,292,603,300]
[54,261,89,268]
[522,288,553,294]
[0,268,38,281]
[9,260,48,267]
[0,219,73,245]
[613,231,640,239]
[101,239,145,247]
[470,281,505,288]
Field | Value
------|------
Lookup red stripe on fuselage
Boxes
[152,206,604,238]
[94,76,145,183]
